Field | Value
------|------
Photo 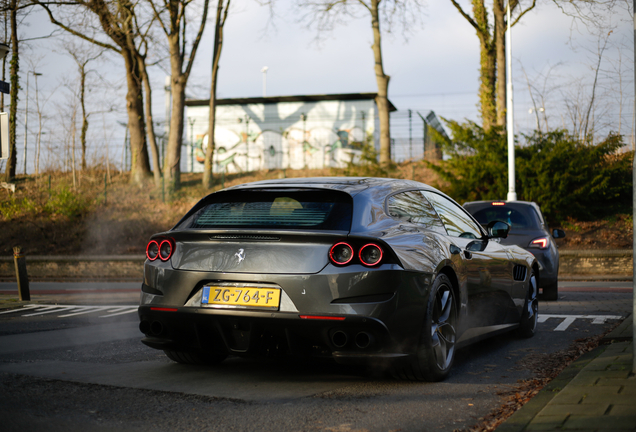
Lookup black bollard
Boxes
[13,246,30,301]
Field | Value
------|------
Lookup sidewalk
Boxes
[497,316,635,432]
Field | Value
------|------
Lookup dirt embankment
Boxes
[1,167,632,256]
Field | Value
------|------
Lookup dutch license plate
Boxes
[201,286,281,309]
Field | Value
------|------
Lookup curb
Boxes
[495,347,606,432]
[495,315,633,432]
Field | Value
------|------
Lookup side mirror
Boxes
[487,220,510,239]
[552,229,566,239]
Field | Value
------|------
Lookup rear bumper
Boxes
[138,305,410,364]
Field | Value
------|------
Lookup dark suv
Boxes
[463,200,565,300]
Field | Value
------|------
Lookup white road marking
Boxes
[0,305,138,318]
[0,307,624,330]
[538,314,624,331]
[0,304,40,314]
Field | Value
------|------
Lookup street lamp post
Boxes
[506,3,517,202]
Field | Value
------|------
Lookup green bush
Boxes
[516,131,632,221]
[44,187,91,218]
[426,121,633,222]
[0,196,39,221]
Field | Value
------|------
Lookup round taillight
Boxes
[146,240,159,261]
[329,242,354,265]
[159,239,173,261]
[359,243,383,266]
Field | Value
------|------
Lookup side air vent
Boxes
[513,265,527,282]
[209,234,281,241]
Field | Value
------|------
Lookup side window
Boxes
[387,191,446,234]
[424,192,483,239]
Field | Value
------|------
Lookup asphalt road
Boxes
[0,282,632,432]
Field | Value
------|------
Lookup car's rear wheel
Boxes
[542,280,558,301]
[391,274,457,382]
[163,349,227,365]
[518,272,539,338]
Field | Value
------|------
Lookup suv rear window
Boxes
[176,189,353,231]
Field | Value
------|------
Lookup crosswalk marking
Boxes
[538,314,624,331]
[0,304,138,318]
[0,307,625,329]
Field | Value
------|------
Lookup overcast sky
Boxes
[4,0,634,172]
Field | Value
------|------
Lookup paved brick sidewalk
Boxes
[498,317,635,432]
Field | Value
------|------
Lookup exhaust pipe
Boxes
[331,330,348,348]
[355,332,373,349]
[150,321,164,336]
[139,320,150,335]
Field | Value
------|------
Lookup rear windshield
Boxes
[175,189,353,231]
[466,204,541,230]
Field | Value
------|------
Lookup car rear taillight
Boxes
[146,238,175,261]
[528,237,548,249]
[359,243,383,266]
[159,239,174,261]
[491,202,505,206]
[329,242,354,265]
[146,240,160,261]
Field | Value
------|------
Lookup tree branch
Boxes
[34,1,121,53]
[449,0,479,32]
[511,0,536,27]
[184,0,209,79]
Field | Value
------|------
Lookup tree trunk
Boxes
[139,54,162,187]
[5,1,18,182]
[164,33,186,192]
[472,0,496,131]
[80,63,88,170]
[371,0,391,166]
[493,0,506,128]
[203,0,229,189]
[122,48,151,185]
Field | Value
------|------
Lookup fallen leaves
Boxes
[454,325,618,432]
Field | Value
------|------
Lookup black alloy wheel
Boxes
[391,273,457,382]
[518,272,539,338]
[426,275,457,375]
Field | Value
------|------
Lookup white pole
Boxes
[261,66,268,97]
[23,72,28,175]
[506,3,517,201]
[632,0,636,373]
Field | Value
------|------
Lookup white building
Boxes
[184,93,396,173]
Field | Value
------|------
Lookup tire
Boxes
[518,272,539,338]
[391,274,457,382]
[164,349,227,365]
[542,280,558,301]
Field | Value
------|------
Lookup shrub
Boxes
[516,131,632,221]
[426,121,633,223]
[44,187,92,218]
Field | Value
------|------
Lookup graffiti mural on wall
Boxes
[192,124,365,173]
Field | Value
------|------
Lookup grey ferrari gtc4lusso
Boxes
[138,177,539,381]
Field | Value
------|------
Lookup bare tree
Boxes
[36,0,155,185]
[62,41,104,170]
[296,0,424,166]
[448,0,536,130]
[447,0,627,132]
[137,46,162,186]
[202,0,230,189]
[147,0,210,191]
